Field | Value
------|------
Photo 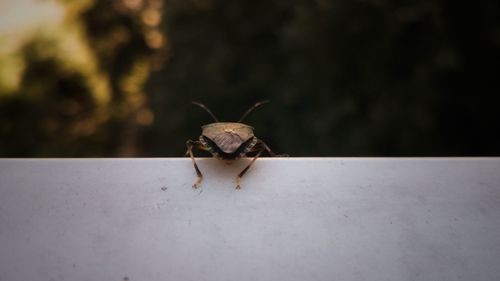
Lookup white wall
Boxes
[1,158,499,281]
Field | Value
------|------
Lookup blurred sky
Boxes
[0,0,63,52]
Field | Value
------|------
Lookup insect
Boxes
[186,100,284,189]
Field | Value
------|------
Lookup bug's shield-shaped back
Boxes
[213,132,244,153]
[202,123,254,154]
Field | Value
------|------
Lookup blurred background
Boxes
[0,0,499,157]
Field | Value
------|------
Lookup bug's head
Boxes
[191,100,270,124]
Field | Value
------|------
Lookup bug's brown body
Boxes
[186,101,283,189]
[200,122,257,160]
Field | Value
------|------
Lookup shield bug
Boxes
[186,100,285,189]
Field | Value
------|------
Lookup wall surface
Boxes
[0,158,499,281]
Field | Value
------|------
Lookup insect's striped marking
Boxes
[200,135,220,157]
[240,137,258,157]
[199,135,207,145]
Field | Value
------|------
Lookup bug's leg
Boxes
[186,140,203,188]
[257,139,289,157]
[236,148,264,189]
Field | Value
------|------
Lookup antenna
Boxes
[238,100,270,122]
[192,101,219,122]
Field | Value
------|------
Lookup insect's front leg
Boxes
[257,139,288,157]
[236,147,264,189]
[235,139,287,189]
[186,140,204,188]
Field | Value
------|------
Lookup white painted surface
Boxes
[0,158,499,281]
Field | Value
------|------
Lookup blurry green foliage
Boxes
[1,0,499,157]
[0,35,104,156]
[1,0,164,157]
